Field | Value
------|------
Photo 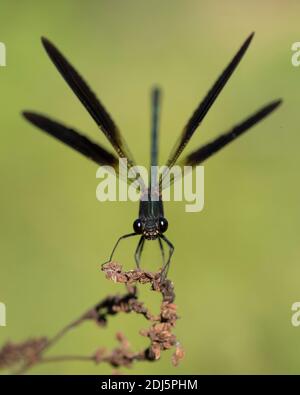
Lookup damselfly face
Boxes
[133,217,168,240]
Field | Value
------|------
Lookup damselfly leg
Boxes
[101,233,137,268]
[134,236,145,268]
[159,234,175,280]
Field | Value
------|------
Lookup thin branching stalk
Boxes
[0,262,184,374]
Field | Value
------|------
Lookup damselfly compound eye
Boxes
[133,219,143,234]
[159,217,168,233]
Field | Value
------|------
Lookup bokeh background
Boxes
[1,0,300,374]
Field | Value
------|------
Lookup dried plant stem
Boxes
[0,262,184,374]
[40,355,95,363]
[43,316,87,352]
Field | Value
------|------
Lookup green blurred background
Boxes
[1,0,300,374]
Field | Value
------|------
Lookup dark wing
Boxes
[41,37,135,167]
[160,99,282,191]
[181,100,282,166]
[165,32,254,170]
[23,112,119,169]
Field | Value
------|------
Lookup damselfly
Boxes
[23,33,282,278]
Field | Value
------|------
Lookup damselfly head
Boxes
[133,217,168,240]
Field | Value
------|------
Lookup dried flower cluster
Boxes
[0,338,48,371]
[0,261,184,374]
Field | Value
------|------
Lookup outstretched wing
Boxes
[165,32,254,170]
[160,100,282,190]
[23,112,119,168]
[41,37,136,168]
[182,100,282,166]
